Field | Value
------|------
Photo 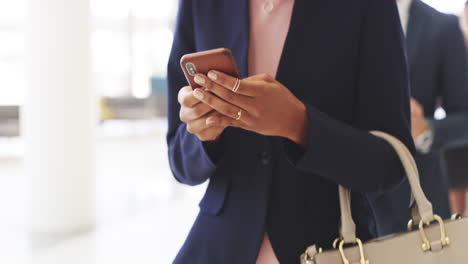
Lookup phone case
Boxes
[180,48,241,89]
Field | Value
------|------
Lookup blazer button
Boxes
[260,152,271,165]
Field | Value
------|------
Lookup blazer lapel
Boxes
[406,0,427,67]
[276,0,330,94]
[276,0,314,87]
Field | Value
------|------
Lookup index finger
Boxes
[207,70,260,96]
[178,86,201,107]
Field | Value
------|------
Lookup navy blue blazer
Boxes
[167,0,414,263]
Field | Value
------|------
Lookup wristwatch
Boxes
[415,125,434,154]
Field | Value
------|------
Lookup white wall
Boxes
[422,0,465,14]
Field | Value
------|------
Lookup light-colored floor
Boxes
[0,119,206,264]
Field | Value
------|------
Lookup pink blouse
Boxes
[248,0,295,263]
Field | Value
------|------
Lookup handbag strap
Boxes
[339,185,356,242]
[339,131,434,243]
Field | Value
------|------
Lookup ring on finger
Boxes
[236,109,242,121]
[232,78,241,93]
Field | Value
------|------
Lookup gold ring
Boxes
[236,109,242,121]
[232,78,241,93]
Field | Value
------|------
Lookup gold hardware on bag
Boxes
[332,238,341,249]
[451,214,462,220]
[408,213,462,231]
[407,219,416,231]
[418,214,450,252]
[338,238,370,264]
[302,246,322,264]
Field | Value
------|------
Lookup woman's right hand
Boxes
[178,86,226,142]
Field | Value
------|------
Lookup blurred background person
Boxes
[372,0,468,236]
[443,0,468,216]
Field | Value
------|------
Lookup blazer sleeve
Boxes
[283,0,415,193]
[166,0,221,186]
[438,15,468,115]
[430,15,468,150]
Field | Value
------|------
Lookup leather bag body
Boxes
[301,131,468,264]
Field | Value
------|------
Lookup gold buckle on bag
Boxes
[336,238,370,264]
[418,214,450,252]
[451,213,462,220]
[302,246,322,264]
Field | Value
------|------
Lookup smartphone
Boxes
[180,48,241,89]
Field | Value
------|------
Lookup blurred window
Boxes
[0,0,26,106]
[0,0,177,106]
[92,0,177,98]
[422,0,466,14]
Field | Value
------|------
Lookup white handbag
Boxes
[301,131,468,264]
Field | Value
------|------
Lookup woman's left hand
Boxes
[191,71,310,146]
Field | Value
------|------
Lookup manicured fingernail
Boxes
[206,117,218,125]
[194,75,205,85]
[208,71,217,80]
[193,89,204,99]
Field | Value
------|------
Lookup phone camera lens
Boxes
[186,63,197,76]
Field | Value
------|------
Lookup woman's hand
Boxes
[191,71,309,146]
[410,98,429,140]
[178,86,227,141]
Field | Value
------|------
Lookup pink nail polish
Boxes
[208,71,217,80]
[194,75,205,84]
[193,89,204,99]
